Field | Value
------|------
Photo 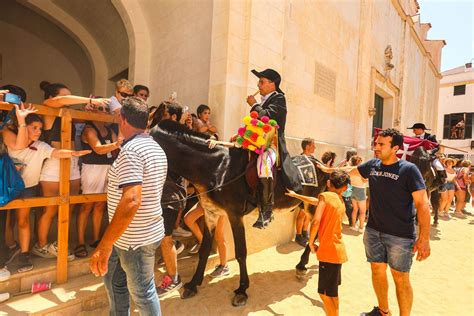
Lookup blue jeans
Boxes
[363,227,415,272]
[103,241,161,316]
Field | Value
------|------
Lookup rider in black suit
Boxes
[408,123,438,143]
[407,123,445,178]
[246,69,302,229]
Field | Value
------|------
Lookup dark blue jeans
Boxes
[103,241,161,316]
[343,196,353,226]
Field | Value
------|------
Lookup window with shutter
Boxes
[453,85,466,96]
[465,113,473,139]
[372,94,384,136]
[443,115,450,139]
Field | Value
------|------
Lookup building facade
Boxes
[437,63,474,161]
[0,0,444,157]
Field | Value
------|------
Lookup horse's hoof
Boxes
[296,268,307,280]
[232,293,248,306]
[181,287,197,299]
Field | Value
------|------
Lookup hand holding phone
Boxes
[3,93,22,105]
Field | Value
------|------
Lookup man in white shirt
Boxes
[90,97,167,315]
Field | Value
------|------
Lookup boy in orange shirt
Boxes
[287,170,350,316]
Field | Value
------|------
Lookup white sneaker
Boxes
[349,226,359,232]
[0,292,10,303]
[32,242,75,261]
[0,267,11,282]
[172,226,192,238]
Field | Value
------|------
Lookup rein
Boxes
[161,169,247,207]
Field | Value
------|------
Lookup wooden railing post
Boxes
[57,110,72,284]
[0,102,117,284]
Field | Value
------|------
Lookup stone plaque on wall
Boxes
[314,61,336,102]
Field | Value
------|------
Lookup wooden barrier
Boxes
[0,101,118,283]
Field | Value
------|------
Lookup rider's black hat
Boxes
[407,123,431,130]
[251,69,283,94]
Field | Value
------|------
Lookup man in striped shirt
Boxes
[90,97,167,315]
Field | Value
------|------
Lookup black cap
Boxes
[251,68,283,94]
[407,123,431,130]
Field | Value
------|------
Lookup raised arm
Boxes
[2,103,37,151]
[51,149,91,159]
[44,96,109,108]
[316,161,359,175]
[286,189,319,205]
[82,127,122,155]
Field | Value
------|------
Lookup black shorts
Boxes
[162,208,179,236]
[318,261,342,297]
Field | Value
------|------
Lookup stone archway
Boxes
[112,0,152,88]
[23,0,109,95]
[11,0,132,96]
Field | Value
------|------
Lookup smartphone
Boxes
[3,93,22,105]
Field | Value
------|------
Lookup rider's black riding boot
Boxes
[253,177,274,229]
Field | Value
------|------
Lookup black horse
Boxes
[409,147,445,225]
[150,120,327,306]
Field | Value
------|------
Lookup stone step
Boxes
[0,234,198,297]
[0,251,222,315]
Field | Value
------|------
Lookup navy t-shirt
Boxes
[358,159,426,239]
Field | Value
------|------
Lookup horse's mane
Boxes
[156,119,211,140]
[411,147,431,162]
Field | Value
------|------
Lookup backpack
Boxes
[455,168,466,190]
[0,153,25,206]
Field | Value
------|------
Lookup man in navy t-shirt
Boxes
[351,129,431,316]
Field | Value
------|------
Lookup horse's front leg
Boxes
[431,189,440,226]
[295,245,311,279]
[228,215,249,307]
[181,223,214,299]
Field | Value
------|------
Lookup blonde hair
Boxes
[115,79,133,91]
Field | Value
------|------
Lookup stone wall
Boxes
[139,0,214,111]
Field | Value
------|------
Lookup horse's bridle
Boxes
[160,169,248,207]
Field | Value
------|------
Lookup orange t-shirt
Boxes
[316,192,348,264]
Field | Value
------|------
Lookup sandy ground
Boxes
[92,205,473,316]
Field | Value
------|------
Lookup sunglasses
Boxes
[97,106,109,112]
[119,92,133,98]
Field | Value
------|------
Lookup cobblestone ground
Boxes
[97,204,473,315]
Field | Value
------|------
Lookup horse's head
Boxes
[149,120,245,187]
[410,147,444,191]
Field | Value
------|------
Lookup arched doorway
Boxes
[0,0,131,101]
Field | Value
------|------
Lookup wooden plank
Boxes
[0,197,60,210]
[57,112,72,284]
[69,194,107,204]
[67,109,118,123]
[0,102,117,123]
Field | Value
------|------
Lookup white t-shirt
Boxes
[108,96,122,113]
[107,133,167,250]
[350,173,367,188]
[8,141,55,188]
